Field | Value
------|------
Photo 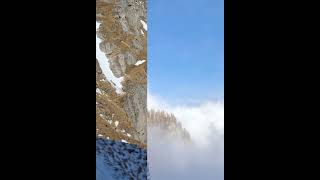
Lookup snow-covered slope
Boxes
[96,22,123,94]
[96,138,149,180]
[96,154,114,179]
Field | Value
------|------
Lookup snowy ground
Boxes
[96,138,149,180]
[96,154,115,180]
[140,20,147,31]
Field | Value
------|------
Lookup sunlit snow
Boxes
[140,20,147,31]
[96,22,123,94]
[135,60,146,66]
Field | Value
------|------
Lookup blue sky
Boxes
[148,0,224,105]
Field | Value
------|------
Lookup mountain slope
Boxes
[96,0,147,145]
[96,0,148,179]
[96,59,145,147]
[147,109,191,142]
[96,138,149,180]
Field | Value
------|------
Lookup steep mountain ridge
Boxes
[96,0,148,179]
[96,59,145,147]
[96,0,147,145]
[147,109,191,142]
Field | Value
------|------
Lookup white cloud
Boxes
[147,94,224,179]
[148,129,224,180]
[148,94,224,147]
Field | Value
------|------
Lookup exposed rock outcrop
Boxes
[147,109,191,142]
[96,0,147,145]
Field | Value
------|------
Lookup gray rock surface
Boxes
[124,82,147,143]
[96,0,147,144]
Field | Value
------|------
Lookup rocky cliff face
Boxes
[96,59,145,147]
[96,0,147,145]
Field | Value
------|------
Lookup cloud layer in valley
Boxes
[148,94,224,180]
[148,94,224,146]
